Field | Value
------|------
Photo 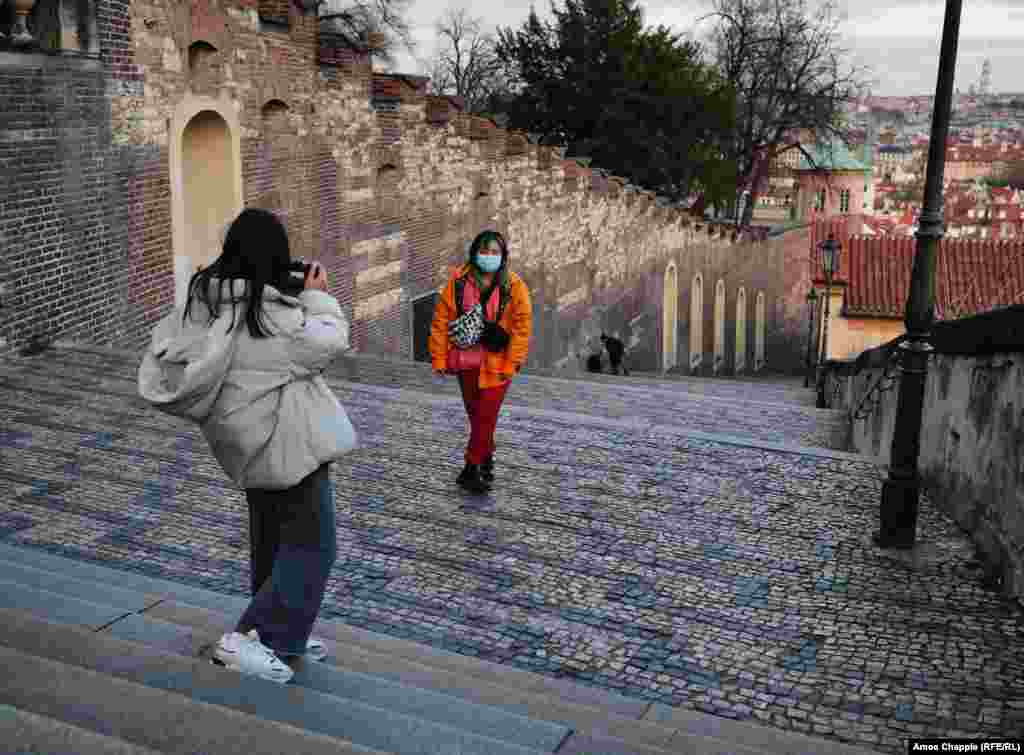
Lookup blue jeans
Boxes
[236,463,337,657]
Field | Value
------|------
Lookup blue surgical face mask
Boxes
[475,253,502,273]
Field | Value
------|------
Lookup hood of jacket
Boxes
[137,277,299,423]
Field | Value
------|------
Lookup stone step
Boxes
[0,547,685,753]
[0,560,571,753]
[145,599,781,755]
[0,620,385,755]
[0,543,883,755]
[150,600,885,755]
[2,346,851,453]
[0,606,553,755]
[43,339,821,409]
[0,703,164,755]
[20,341,833,417]
[0,557,724,755]
[0,360,851,462]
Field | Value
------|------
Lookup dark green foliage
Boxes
[491,0,737,204]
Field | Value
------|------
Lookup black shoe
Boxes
[457,463,490,494]
[480,456,494,483]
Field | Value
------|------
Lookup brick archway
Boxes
[735,287,747,373]
[689,272,703,371]
[183,111,234,271]
[169,97,243,306]
[662,262,678,371]
[755,291,766,370]
[713,279,726,373]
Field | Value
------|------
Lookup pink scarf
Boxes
[447,274,500,371]
[462,274,501,320]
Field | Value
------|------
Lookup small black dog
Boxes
[600,333,629,375]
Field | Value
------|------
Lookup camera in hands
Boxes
[279,260,312,295]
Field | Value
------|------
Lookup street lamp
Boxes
[804,288,819,387]
[815,234,840,408]
[876,0,963,550]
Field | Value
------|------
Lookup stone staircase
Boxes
[0,540,882,755]
[325,351,851,452]
[6,342,1018,754]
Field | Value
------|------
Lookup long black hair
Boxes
[181,208,291,339]
[468,230,508,271]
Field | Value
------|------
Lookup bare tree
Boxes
[418,6,510,115]
[700,0,873,224]
[316,0,415,70]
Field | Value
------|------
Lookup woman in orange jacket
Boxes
[429,230,532,493]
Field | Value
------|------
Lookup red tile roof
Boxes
[809,219,1024,319]
[945,145,1024,163]
[861,216,897,235]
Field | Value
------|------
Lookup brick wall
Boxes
[0,53,117,352]
[258,0,292,25]
[1,0,806,374]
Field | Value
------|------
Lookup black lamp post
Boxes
[804,288,819,387]
[875,0,963,550]
[815,234,840,408]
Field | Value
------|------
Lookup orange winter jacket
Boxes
[429,265,532,389]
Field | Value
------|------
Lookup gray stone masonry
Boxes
[0,343,1021,755]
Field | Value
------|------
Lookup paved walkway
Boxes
[0,343,1022,754]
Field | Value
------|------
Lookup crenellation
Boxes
[0,0,805,371]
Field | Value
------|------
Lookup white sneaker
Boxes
[213,630,294,684]
[306,636,328,662]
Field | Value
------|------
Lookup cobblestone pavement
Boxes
[325,353,851,451]
[334,351,823,409]
[1,344,1022,754]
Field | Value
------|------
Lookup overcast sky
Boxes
[386,0,1022,98]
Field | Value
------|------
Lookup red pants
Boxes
[457,369,510,465]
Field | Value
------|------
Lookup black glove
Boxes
[480,321,511,352]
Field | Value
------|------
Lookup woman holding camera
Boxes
[429,230,532,493]
[138,207,356,684]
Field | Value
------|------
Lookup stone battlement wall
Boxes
[823,305,1024,605]
[0,0,807,373]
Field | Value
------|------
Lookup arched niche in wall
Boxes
[188,40,220,92]
[473,186,498,232]
[689,272,703,372]
[506,134,528,157]
[261,99,290,135]
[169,97,243,308]
[735,287,748,373]
[258,99,295,216]
[181,111,236,273]
[713,279,726,374]
[377,163,400,220]
[662,262,678,371]
[755,291,766,370]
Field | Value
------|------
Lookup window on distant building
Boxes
[815,190,826,211]
[840,189,850,213]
